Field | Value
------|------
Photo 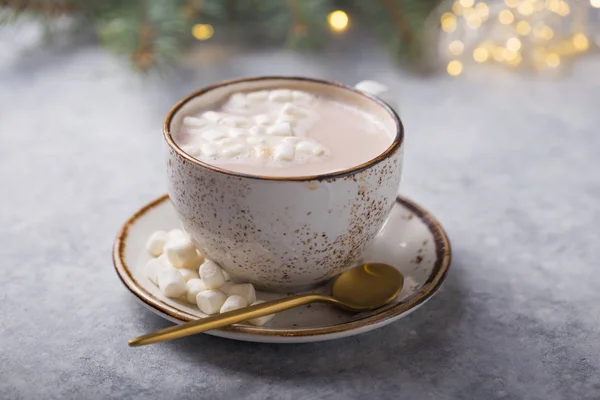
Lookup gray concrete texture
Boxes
[1,22,599,399]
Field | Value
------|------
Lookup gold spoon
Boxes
[129,263,403,347]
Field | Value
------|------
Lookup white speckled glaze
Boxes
[164,77,404,292]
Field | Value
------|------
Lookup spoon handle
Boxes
[129,293,337,347]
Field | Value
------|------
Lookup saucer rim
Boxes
[113,194,452,338]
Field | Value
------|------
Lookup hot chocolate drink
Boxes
[173,87,394,177]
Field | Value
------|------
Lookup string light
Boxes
[507,52,523,66]
[493,46,506,61]
[504,49,519,61]
[546,52,560,67]
[441,12,457,32]
[466,14,483,28]
[447,60,463,76]
[473,47,489,62]
[449,40,465,55]
[328,10,349,32]
[534,24,554,40]
[498,9,515,24]
[556,1,570,15]
[517,1,535,15]
[438,0,592,74]
[192,24,214,40]
[546,0,560,12]
[572,33,589,51]
[452,2,465,15]
[474,2,490,19]
[506,37,522,52]
[516,20,531,35]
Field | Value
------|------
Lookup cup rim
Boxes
[163,76,404,182]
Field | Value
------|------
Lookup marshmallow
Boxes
[269,89,293,102]
[292,90,314,103]
[228,93,248,108]
[273,141,295,161]
[199,260,227,289]
[157,253,171,267]
[281,102,309,118]
[247,300,275,326]
[276,114,296,126]
[267,122,293,136]
[220,116,252,128]
[200,143,219,157]
[181,145,202,157]
[145,258,166,285]
[296,140,326,156]
[167,229,187,240]
[164,237,201,269]
[145,230,169,256]
[220,295,248,313]
[249,125,266,136]
[196,290,227,315]
[228,128,247,138]
[201,129,227,141]
[246,90,269,102]
[183,116,210,128]
[222,269,231,281]
[179,268,200,282]
[201,111,222,122]
[157,269,187,298]
[253,114,273,125]
[220,143,246,158]
[246,136,266,145]
[185,278,207,304]
[222,283,256,305]
[252,144,271,159]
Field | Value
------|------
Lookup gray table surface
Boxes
[1,23,599,400]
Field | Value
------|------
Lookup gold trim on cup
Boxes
[112,195,452,338]
[163,76,404,182]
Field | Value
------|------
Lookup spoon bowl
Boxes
[332,263,404,310]
[129,263,403,347]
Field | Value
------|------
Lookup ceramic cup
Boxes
[164,77,404,292]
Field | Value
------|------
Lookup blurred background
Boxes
[2,1,600,398]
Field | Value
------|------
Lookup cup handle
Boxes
[354,80,398,114]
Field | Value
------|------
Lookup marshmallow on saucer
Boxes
[179,268,200,282]
[145,258,166,285]
[222,283,256,305]
[185,279,207,304]
[220,295,248,313]
[145,230,169,256]
[164,237,201,269]
[196,290,227,315]
[247,300,275,326]
[157,269,187,298]
[199,260,226,289]
[167,229,187,240]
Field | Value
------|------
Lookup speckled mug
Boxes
[164,77,404,292]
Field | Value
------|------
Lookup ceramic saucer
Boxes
[113,194,451,343]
